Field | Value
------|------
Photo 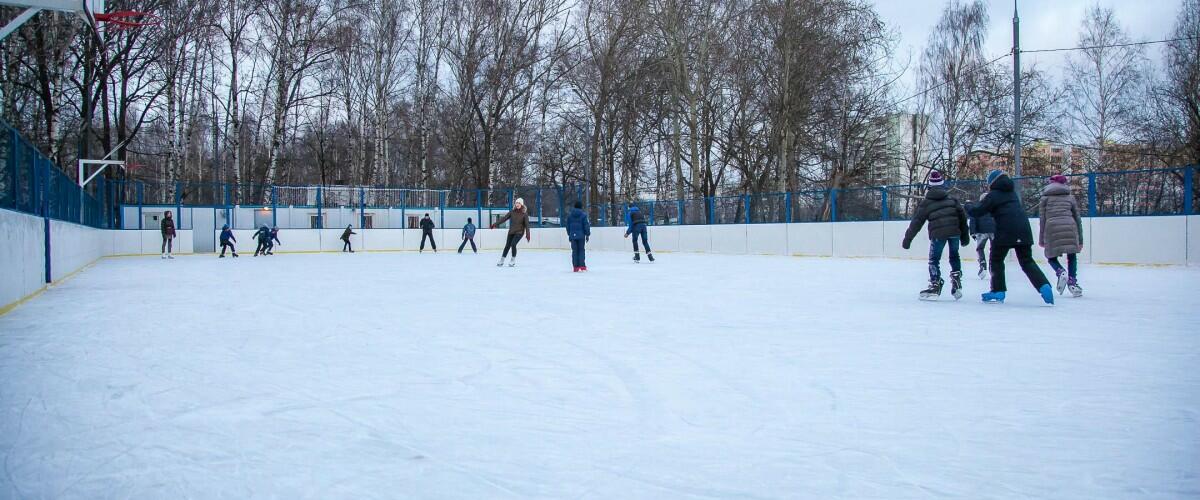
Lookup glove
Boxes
[901,240,911,250]
[624,233,630,239]
[960,238,970,247]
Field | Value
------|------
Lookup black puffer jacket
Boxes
[966,202,996,234]
[967,174,1034,246]
[903,187,969,247]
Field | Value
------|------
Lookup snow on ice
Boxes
[1,251,1197,498]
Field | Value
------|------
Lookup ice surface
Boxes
[1,250,1198,499]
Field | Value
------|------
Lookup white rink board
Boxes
[0,209,45,310]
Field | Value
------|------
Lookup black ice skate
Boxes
[950,271,963,300]
[919,278,944,301]
[647,253,655,262]
[633,252,641,263]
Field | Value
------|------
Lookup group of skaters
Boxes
[171,196,652,270]
[903,168,1085,305]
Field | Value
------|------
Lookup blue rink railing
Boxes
[3,121,1197,230]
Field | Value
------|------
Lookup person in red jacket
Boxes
[160,211,176,259]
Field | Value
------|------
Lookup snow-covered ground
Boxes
[1,250,1197,499]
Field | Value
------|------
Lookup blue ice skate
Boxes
[981,291,1005,303]
[1039,284,1055,305]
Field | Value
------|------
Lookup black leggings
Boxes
[342,239,352,252]
[989,244,1050,293]
[502,233,522,258]
[162,235,173,253]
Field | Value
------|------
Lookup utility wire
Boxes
[895,52,1012,105]
[1020,36,1199,54]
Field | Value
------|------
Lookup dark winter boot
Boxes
[950,271,963,300]
[919,278,944,301]
[633,252,641,263]
[647,253,655,262]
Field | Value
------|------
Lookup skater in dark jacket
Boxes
[1039,175,1084,297]
[565,201,591,272]
[624,204,654,262]
[968,170,1054,304]
[419,214,437,252]
[458,218,478,253]
[252,225,271,256]
[491,198,531,266]
[267,227,281,255]
[160,211,176,259]
[219,224,238,258]
[341,225,356,252]
[965,192,996,279]
[902,170,970,300]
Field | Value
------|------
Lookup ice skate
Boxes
[918,278,944,301]
[167,254,174,260]
[497,257,505,267]
[981,291,1005,303]
[949,271,962,300]
[1039,284,1055,305]
[633,252,641,263]
[573,267,580,272]
[977,264,988,280]
[1055,269,1068,295]
[580,266,587,272]
[219,254,225,258]
[1068,278,1083,298]
[508,257,516,267]
[161,253,167,259]
[647,253,655,262]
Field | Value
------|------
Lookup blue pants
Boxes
[630,227,650,253]
[570,239,586,268]
[928,237,962,281]
[1048,253,1078,279]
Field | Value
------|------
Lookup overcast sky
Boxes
[872,0,1184,94]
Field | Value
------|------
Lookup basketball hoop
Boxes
[93,10,160,29]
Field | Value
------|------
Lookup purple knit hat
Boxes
[1049,174,1068,184]
[928,170,945,187]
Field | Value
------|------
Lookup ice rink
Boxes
[1,250,1198,499]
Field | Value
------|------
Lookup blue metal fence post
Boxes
[7,129,16,208]
[1087,173,1097,217]
[174,182,181,228]
[830,189,838,222]
[272,186,279,227]
[536,188,543,227]
[558,187,565,227]
[137,182,144,229]
[707,197,715,224]
[317,185,324,229]
[743,195,751,224]
[785,192,793,224]
[599,205,606,226]
[476,189,483,228]
[438,190,445,229]
[400,188,406,229]
[880,187,888,221]
[1184,166,1194,215]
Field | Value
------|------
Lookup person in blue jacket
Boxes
[967,170,1053,305]
[624,204,654,263]
[252,225,271,256]
[458,218,477,254]
[219,224,239,258]
[565,201,591,271]
[267,227,281,255]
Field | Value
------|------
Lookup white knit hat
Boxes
[514,198,525,207]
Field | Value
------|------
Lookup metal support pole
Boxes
[677,199,684,225]
[439,190,445,229]
[1087,173,1097,217]
[400,188,406,229]
[317,186,324,229]
[880,188,888,221]
[599,206,606,227]
[707,197,715,224]
[1183,166,1193,215]
[831,189,839,222]
[174,182,181,229]
[272,186,278,227]
[360,187,366,228]
[137,182,144,229]
[476,189,483,229]
[7,129,16,209]
[743,195,751,224]
[785,192,793,224]
[1012,0,1022,179]
[536,188,543,227]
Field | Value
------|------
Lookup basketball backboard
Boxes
[0,0,105,41]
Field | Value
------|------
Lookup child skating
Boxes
[565,201,591,272]
[458,218,477,253]
[901,170,970,300]
[968,170,1055,305]
[491,198,531,267]
[1039,174,1084,297]
[341,225,356,253]
[419,214,437,252]
[267,227,281,255]
[219,224,238,258]
[160,210,176,259]
[966,192,995,279]
[624,204,654,262]
[252,225,271,256]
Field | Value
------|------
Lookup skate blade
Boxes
[919,294,939,301]
[952,291,962,300]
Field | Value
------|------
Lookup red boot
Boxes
[573,267,580,272]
